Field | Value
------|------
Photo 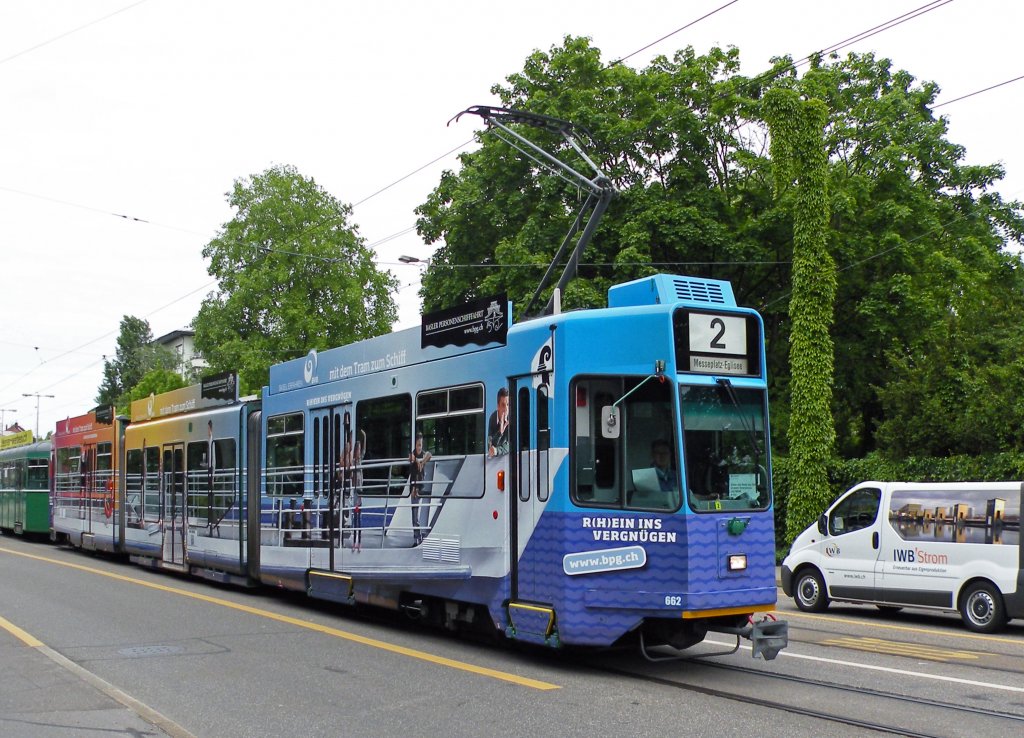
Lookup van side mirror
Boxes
[817,514,827,536]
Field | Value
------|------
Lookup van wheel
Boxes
[794,569,829,612]
[959,582,1007,633]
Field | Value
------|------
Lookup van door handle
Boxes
[872,531,879,549]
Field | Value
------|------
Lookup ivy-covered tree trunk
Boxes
[762,89,836,545]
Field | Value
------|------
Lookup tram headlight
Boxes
[727,554,747,571]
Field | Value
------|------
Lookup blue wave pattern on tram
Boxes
[511,512,776,645]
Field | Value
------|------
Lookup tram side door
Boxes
[162,443,185,566]
[310,405,351,571]
[508,375,551,603]
[80,444,95,533]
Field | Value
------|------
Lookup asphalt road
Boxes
[1,535,1022,737]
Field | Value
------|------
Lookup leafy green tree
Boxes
[792,53,1024,457]
[96,316,177,407]
[874,258,1024,456]
[415,37,1024,462]
[762,87,835,543]
[193,164,399,391]
[416,38,766,319]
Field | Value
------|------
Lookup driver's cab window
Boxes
[828,487,881,536]
[571,376,679,511]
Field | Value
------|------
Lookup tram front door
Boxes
[508,374,552,603]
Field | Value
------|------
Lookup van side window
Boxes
[828,488,881,536]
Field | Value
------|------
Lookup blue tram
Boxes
[257,272,783,656]
[56,273,785,658]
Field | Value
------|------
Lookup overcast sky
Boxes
[2,0,1021,438]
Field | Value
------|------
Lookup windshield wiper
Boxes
[714,377,763,459]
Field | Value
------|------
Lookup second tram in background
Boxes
[45,273,786,658]
[0,431,51,535]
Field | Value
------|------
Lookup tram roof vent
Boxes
[608,274,736,308]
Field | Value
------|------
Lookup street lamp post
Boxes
[21,393,55,439]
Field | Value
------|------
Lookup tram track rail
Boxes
[589,651,1024,738]
[781,620,1024,678]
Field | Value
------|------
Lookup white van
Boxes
[781,481,1023,633]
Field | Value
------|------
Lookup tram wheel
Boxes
[793,568,829,613]
[958,581,1007,633]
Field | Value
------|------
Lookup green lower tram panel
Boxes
[0,491,50,535]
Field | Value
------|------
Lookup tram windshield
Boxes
[680,383,770,512]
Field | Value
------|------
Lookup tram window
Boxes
[417,390,447,416]
[449,385,483,412]
[55,446,81,498]
[416,384,485,457]
[213,439,237,524]
[518,387,531,502]
[266,412,304,497]
[680,384,770,512]
[417,414,485,456]
[57,446,81,478]
[537,385,550,502]
[125,449,143,524]
[592,390,616,492]
[186,441,208,523]
[1,461,14,490]
[571,377,679,511]
[27,459,48,490]
[141,447,159,521]
[95,442,112,496]
[537,386,550,452]
[126,450,142,476]
[312,417,320,498]
[96,442,112,473]
[357,394,412,496]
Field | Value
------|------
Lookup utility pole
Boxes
[0,408,16,434]
[21,393,54,439]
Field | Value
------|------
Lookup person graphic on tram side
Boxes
[350,429,365,552]
[488,386,510,457]
[340,438,353,532]
[409,433,432,544]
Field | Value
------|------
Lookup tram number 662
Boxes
[664,595,683,606]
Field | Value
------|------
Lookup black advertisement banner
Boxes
[201,370,238,402]
[422,294,508,349]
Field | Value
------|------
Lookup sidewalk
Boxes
[0,638,182,737]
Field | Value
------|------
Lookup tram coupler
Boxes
[707,614,788,660]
